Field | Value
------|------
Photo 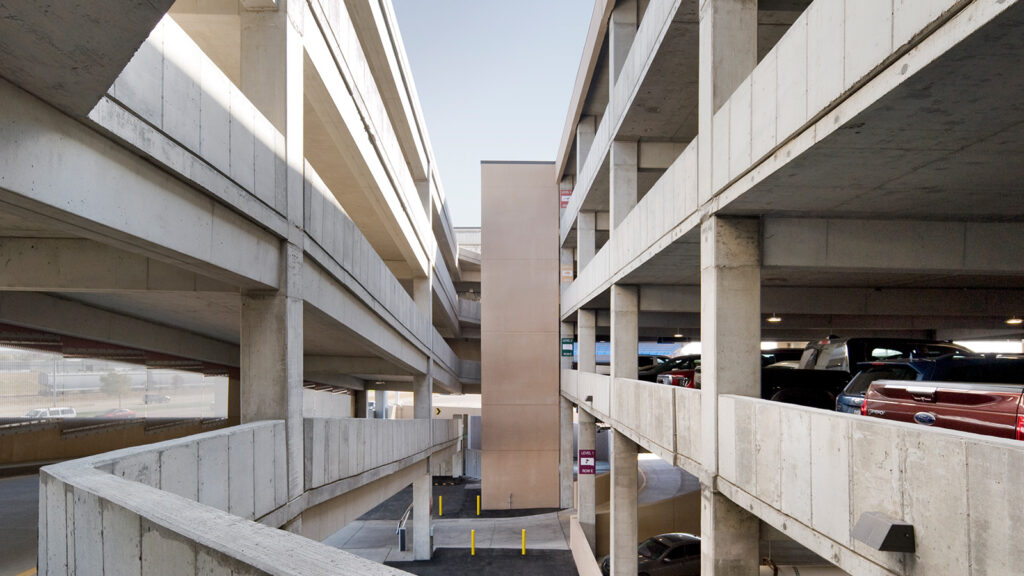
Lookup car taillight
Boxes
[861,397,868,416]
[1016,415,1024,441]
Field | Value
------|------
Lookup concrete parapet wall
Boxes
[303,418,459,491]
[559,0,686,244]
[109,17,287,217]
[561,370,703,477]
[562,141,699,318]
[40,419,461,575]
[718,395,1024,576]
[713,0,976,197]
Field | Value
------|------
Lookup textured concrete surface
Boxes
[0,474,38,576]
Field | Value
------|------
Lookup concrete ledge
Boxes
[719,394,1024,575]
[40,418,462,575]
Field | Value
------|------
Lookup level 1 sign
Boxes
[561,337,574,357]
[578,449,596,475]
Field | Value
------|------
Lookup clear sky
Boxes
[392,0,594,227]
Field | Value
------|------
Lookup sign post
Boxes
[578,449,596,475]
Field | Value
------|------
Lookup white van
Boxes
[24,407,77,419]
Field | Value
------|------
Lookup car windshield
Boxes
[25,409,44,418]
[845,365,919,395]
[637,538,670,559]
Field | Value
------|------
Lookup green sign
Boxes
[561,338,574,357]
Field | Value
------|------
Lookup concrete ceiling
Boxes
[0,0,174,116]
[725,2,1024,221]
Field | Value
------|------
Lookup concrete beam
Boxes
[764,218,1024,274]
[0,238,236,293]
[0,292,237,367]
[240,0,278,10]
[0,79,281,289]
[639,285,1024,317]
[305,356,412,377]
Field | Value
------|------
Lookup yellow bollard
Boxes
[439,495,443,516]
[521,529,526,556]
[476,494,481,516]
[471,529,476,556]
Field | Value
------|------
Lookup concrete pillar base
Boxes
[701,486,760,575]
[610,429,638,576]
[413,466,432,560]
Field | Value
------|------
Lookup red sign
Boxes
[559,188,573,209]
[578,449,596,475]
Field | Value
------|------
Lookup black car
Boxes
[600,533,701,576]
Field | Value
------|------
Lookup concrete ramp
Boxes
[0,0,174,115]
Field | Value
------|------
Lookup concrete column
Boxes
[354,390,368,418]
[240,2,304,230]
[413,276,432,317]
[700,216,760,469]
[559,396,574,508]
[609,0,638,90]
[610,285,638,380]
[561,248,576,286]
[577,309,597,373]
[241,245,303,499]
[700,216,760,575]
[610,429,638,576]
[697,0,757,204]
[577,211,597,271]
[701,486,760,575]
[413,463,432,560]
[610,141,638,231]
[375,389,387,419]
[577,408,597,552]
[413,368,432,420]
[576,115,597,176]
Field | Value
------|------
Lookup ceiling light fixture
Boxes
[767,314,782,323]
[673,328,683,338]
[1007,316,1023,325]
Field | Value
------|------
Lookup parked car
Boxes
[24,407,76,419]
[96,408,137,419]
[861,356,1024,439]
[600,533,700,576]
[656,355,701,387]
[577,355,670,376]
[757,337,976,410]
[798,337,972,372]
[641,354,701,383]
[144,393,171,404]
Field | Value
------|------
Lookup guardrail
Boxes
[40,418,462,575]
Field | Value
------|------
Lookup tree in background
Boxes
[100,372,132,409]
